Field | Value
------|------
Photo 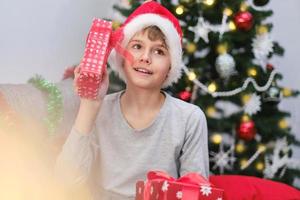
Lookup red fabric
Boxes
[136,170,223,200]
[121,1,183,43]
[209,175,300,200]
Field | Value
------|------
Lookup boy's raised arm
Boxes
[54,66,109,185]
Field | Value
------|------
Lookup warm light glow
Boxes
[240,158,248,168]
[248,68,257,77]
[279,119,288,129]
[282,88,292,97]
[186,42,197,53]
[228,21,237,31]
[257,144,266,152]
[203,0,215,6]
[176,5,185,15]
[257,25,268,35]
[188,71,197,81]
[255,162,264,171]
[211,133,222,144]
[216,43,228,54]
[223,8,233,16]
[242,94,251,105]
[206,106,216,117]
[236,142,245,153]
[0,117,92,199]
[208,82,217,93]
[240,2,249,11]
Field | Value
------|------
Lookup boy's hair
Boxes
[141,26,168,49]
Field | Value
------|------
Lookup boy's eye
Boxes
[154,49,165,56]
[132,44,142,49]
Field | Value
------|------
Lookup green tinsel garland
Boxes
[28,75,63,136]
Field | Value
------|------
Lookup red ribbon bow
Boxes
[143,170,211,200]
[110,27,134,65]
[85,20,134,66]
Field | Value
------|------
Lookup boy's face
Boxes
[123,30,171,90]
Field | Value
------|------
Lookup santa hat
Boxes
[108,0,184,88]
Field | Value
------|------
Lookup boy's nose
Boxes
[139,50,151,64]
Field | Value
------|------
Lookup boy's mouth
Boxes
[133,67,153,75]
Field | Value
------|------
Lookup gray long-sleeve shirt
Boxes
[55,90,209,199]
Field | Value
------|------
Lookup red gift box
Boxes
[77,18,113,100]
[135,171,224,200]
[77,18,133,100]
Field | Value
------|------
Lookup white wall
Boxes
[268,0,300,159]
[0,0,117,83]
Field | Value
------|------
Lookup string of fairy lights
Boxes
[183,66,278,97]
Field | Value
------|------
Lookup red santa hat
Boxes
[108,0,184,88]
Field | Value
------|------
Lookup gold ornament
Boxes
[278,119,288,129]
[240,2,249,11]
[211,133,222,144]
[216,43,228,54]
[206,106,216,117]
[282,88,292,97]
[247,67,257,77]
[188,71,197,81]
[235,142,246,153]
[223,8,233,16]
[255,162,264,171]
[257,25,268,35]
[202,0,215,6]
[112,20,121,30]
[208,82,217,93]
[228,21,237,31]
[241,114,250,122]
[175,5,185,15]
[186,42,197,54]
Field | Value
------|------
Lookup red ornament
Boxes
[236,118,256,141]
[234,11,254,31]
[62,66,76,80]
[178,90,192,101]
[266,63,274,71]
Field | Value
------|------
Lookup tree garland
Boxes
[183,66,277,97]
[28,75,63,136]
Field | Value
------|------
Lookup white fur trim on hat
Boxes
[108,13,184,88]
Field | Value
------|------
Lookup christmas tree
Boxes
[110,0,300,188]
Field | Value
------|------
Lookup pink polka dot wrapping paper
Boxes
[77,18,112,100]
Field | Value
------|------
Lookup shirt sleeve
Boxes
[54,125,99,185]
[179,107,209,179]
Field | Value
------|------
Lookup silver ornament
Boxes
[216,53,236,79]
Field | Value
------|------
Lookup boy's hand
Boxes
[73,66,109,135]
[73,66,109,102]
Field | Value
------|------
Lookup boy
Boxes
[55,1,209,199]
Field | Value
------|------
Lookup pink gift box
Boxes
[135,171,224,200]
